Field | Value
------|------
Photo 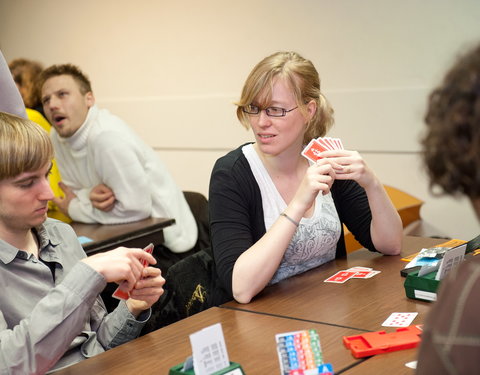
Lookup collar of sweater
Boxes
[62,105,98,151]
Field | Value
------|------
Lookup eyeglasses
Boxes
[242,104,298,117]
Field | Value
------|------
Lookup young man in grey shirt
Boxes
[0,111,165,374]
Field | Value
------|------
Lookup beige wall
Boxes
[1,0,479,239]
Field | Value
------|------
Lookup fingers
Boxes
[82,247,157,288]
[52,196,62,206]
[58,181,72,195]
[301,162,335,197]
[58,181,68,192]
[136,249,157,266]
[129,268,165,308]
[90,184,117,211]
[316,150,371,182]
[58,181,77,201]
[52,196,70,215]
[92,195,116,211]
[336,165,353,175]
[132,268,165,295]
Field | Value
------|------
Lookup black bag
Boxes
[141,248,230,334]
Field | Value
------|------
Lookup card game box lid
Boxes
[343,325,423,358]
[404,269,440,302]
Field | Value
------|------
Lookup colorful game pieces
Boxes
[276,329,333,375]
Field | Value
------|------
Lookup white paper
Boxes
[435,244,466,280]
[189,323,230,375]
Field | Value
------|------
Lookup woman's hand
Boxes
[319,150,377,189]
[318,149,402,255]
[291,160,336,213]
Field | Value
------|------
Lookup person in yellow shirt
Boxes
[9,58,69,222]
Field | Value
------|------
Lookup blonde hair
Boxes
[0,112,53,180]
[236,51,334,143]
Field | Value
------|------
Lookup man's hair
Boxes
[9,58,44,108]
[0,112,53,180]
[235,51,334,143]
[38,63,92,95]
[422,43,480,199]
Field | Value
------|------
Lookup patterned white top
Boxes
[242,144,341,284]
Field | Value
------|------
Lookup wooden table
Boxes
[55,236,447,374]
[55,307,366,375]
[342,349,418,375]
[222,236,444,331]
[219,236,445,374]
[70,217,175,255]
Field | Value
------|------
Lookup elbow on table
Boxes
[379,237,402,256]
[385,245,402,256]
[233,293,253,305]
[233,289,255,304]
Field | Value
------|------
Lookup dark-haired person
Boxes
[0,111,165,373]
[416,42,480,375]
[9,58,44,115]
[209,51,402,304]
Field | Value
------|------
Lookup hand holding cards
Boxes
[301,137,344,162]
[113,243,154,300]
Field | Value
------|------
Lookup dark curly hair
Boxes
[422,43,480,199]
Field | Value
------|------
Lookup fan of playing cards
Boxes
[301,137,344,163]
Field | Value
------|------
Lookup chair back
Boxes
[183,191,210,253]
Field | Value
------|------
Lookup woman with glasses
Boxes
[209,51,402,304]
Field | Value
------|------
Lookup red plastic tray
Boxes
[343,325,423,358]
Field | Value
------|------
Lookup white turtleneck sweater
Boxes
[51,105,197,253]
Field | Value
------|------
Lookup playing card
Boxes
[333,138,344,150]
[324,137,338,150]
[301,139,329,162]
[316,137,335,151]
[346,266,373,272]
[352,270,381,279]
[140,243,154,267]
[112,243,154,300]
[324,270,357,283]
[112,284,130,300]
[382,312,418,327]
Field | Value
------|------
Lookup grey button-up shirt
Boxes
[0,219,149,374]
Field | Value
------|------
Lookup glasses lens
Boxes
[243,105,260,114]
[266,107,285,117]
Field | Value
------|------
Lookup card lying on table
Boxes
[324,266,380,283]
[324,270,357,283]
[382,312,418,327]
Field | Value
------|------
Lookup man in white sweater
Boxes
[39,64,197,255]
